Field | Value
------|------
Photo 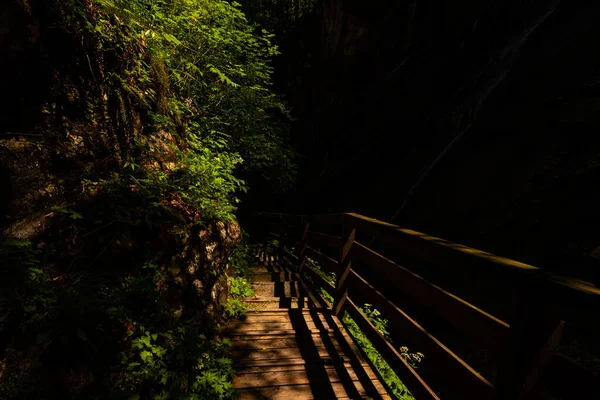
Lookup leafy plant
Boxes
[229,276,254,299]
[225,298,248,318]
[342,312,415,400]
[230,239,256,276]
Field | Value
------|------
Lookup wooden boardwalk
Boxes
[244,212,600,400]
[226,258,392,399]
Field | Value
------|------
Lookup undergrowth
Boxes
[225,240,256,318]
[0,238,237,400]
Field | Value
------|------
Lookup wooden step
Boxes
[232,344,347,362]
[232,355,352,369]
[243,308,323,316]
[234,362,369,388]
[230,333,342,350]
[248,272,297,283]
[249,265,284,274]
[227,329,336,339]
[236,381,384,400]
[227,320,321,332]
[242,298,310,310]
[239,309,326,324]
[251,281,303,297]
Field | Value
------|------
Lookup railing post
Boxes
[333,216,355,316]
[278,218,286,268]
[496,282,564,399]
[298,219,310,274]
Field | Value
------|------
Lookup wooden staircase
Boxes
[225,254,392,399]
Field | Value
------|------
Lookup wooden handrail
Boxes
[350,241,510,350]
[258,212,600,399]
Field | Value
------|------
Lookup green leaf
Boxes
[163,33,181,45]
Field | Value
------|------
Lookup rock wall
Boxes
[281,0,600,279]
[168,221,242,322]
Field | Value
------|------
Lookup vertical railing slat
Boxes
[334,216,355,315]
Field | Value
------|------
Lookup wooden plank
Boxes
[298,221,310,274]
[231,332,343,351]
[226,320,319,332]
[303,266,336,299]
[228,329,336,339]
[496,287,565,400]
[334,227,355,316]
[292,271,325,310]
[233,355,351,369]
[521,321,564,397]
[342,298,440,400]
[305,246,339,274]
[351,242,509,349]
[232,345,345,362]
[347,270,495,399]
[344,213,539,276]
[247,272,297,282]
[234,364,366,388]
[307,231,342,251]
[236,381,376,400]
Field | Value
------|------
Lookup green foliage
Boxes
[229,276,254,299]
[88,0,296,194]
[343,312,415,400]
[50,206,84,220]
[0,233,238,399]
[115,326,235,399]
[362,303,390,337]
[225,267,255,318]
[224,298,248,318]
[2,0,299,397]
[229,240,255,276]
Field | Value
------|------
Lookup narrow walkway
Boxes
[225,254,391,399]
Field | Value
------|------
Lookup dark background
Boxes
[240,0,600,283]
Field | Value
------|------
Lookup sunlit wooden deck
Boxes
[225,261,391,399]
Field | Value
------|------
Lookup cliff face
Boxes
[283,0,600,279]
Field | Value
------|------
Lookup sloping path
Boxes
[225,254,392,399]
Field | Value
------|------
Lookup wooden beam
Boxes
[521,321,564,398]
[307,231,342,252]
[294,271,327,310]
[303,266,336,299]
[344,213,539,276]
[496,287,564,400]
[297,221,310,274]
[343,298,440,400]
[305,246,339,275]
[334,226,355,316]
[351,242,509,349]
[347,270,495,400]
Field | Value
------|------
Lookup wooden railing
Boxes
[258,212,600,400]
